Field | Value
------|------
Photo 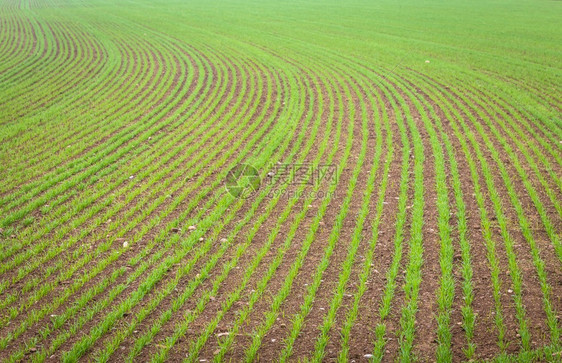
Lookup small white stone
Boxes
[123,241,129,248]
[425,60,430,63]
[271,338,276,342]
[129,176,134,179]
[188,226,196,231]
[364,354,374,358]
[507,289,513,293]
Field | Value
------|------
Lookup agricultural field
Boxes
[0,0,561,361]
